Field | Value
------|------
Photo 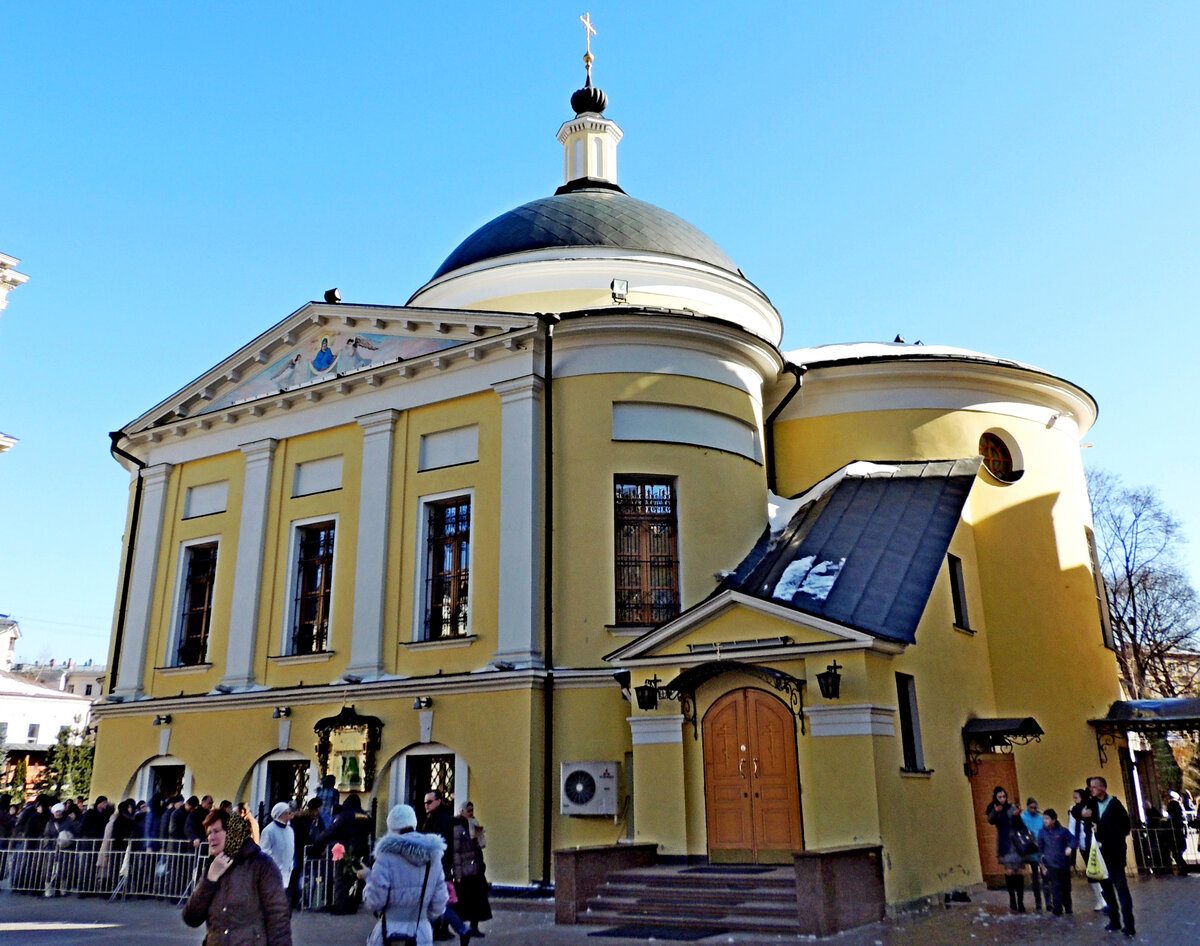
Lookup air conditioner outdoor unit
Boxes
[560,761,619,816]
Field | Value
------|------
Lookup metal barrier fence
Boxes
[0,837,349,909]
[0,838,207,902]
[1131,825,1198,873]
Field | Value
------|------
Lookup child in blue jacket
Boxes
[1038,808,1077,915]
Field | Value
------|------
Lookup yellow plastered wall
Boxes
[388,392,503,678]
[772,405,1122,900]
[551,686,634,851]
[259,425,363,686]
[144,452,245,697]
[95,685,543,886]
[554,373,767,668]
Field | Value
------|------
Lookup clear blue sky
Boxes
[2,2,1198,664]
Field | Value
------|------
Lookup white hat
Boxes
[386,803,417,832]
[1169,791,1181,801]
[271,801,292,820]
[50,803,66,816]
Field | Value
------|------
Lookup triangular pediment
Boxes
[605,590,902,664]
[122,302,538,435]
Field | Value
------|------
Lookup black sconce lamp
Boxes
[815,661,843,700]
[152,714,172,726]
[633,674,681,711]
[271,706,290,719]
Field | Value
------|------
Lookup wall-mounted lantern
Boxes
[634,674,682,712]
[815,661,843,700]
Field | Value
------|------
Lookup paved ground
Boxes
[0,874,1195,945]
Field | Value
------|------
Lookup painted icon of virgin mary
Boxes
[313,337,334,371]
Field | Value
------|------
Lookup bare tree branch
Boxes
[1086,469,1199,700]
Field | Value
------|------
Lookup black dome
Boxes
[430,187,740,280]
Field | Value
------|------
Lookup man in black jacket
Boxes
[1081,776,1135,937]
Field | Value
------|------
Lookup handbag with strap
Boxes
[1012,820,1039,857]
[380,860,431,946]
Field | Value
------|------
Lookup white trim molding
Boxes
[628,714,685,745]
[805,703,896,738]
[112,462,174,701]
[345,410,400,681]
[492,376,544,668]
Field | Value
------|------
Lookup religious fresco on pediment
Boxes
[201,331,459,413]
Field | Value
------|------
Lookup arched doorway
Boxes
[125,755,193,801]
[381,744,470,815]
[703,688,803,864]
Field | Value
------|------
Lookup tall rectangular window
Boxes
[614,477,680,625]
[424,497,471,640]
[291,521,336,654]
[1085,527,1116,650]
[177,542,218,665]
[947,554,971,630]
[895,673,926,772]
[27,723,39,744]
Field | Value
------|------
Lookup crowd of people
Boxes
[0,778,492,946]
[986,774,1193,938]
[178,778,490,946]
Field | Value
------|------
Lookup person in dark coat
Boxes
[78,796,110,840]
[312,792,371,914]
[170,796,193,841]
[1166,791,1188,874]
[0,792,13,880]
[986,786,1028,913]
[422,791,456,940]
[182,806,292,946]
[1080,775,1134,937]
[451,802,491,938]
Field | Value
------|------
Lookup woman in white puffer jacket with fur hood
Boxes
[356,804,449,946]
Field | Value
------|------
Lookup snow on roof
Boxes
[783,341,1042,373]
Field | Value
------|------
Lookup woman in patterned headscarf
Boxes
[183,807,292,946]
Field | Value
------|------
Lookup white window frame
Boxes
[168,534,221,667]
[282,513,340,656]
[412,488,475,643]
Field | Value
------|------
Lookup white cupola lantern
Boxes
[556,13,623,188]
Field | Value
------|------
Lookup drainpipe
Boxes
[107,430,146,695]
[532,312,559,888]
[764,363,806,495]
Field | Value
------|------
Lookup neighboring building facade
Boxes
[11,659,107,699]
[0,670,91,797]
[91,69,1122,904]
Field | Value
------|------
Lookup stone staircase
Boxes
[578,864,802,935]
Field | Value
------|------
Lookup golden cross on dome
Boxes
[580,12,597,76]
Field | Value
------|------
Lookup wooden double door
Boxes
[703,688,804,863]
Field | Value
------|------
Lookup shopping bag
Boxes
[1085,841,1108,881]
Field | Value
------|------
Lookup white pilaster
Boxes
[219,439,278,691]
[345,410,400,681]
[112,463,173,701]
[491,376,544,668]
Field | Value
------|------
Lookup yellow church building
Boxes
[93,56,1122,913]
